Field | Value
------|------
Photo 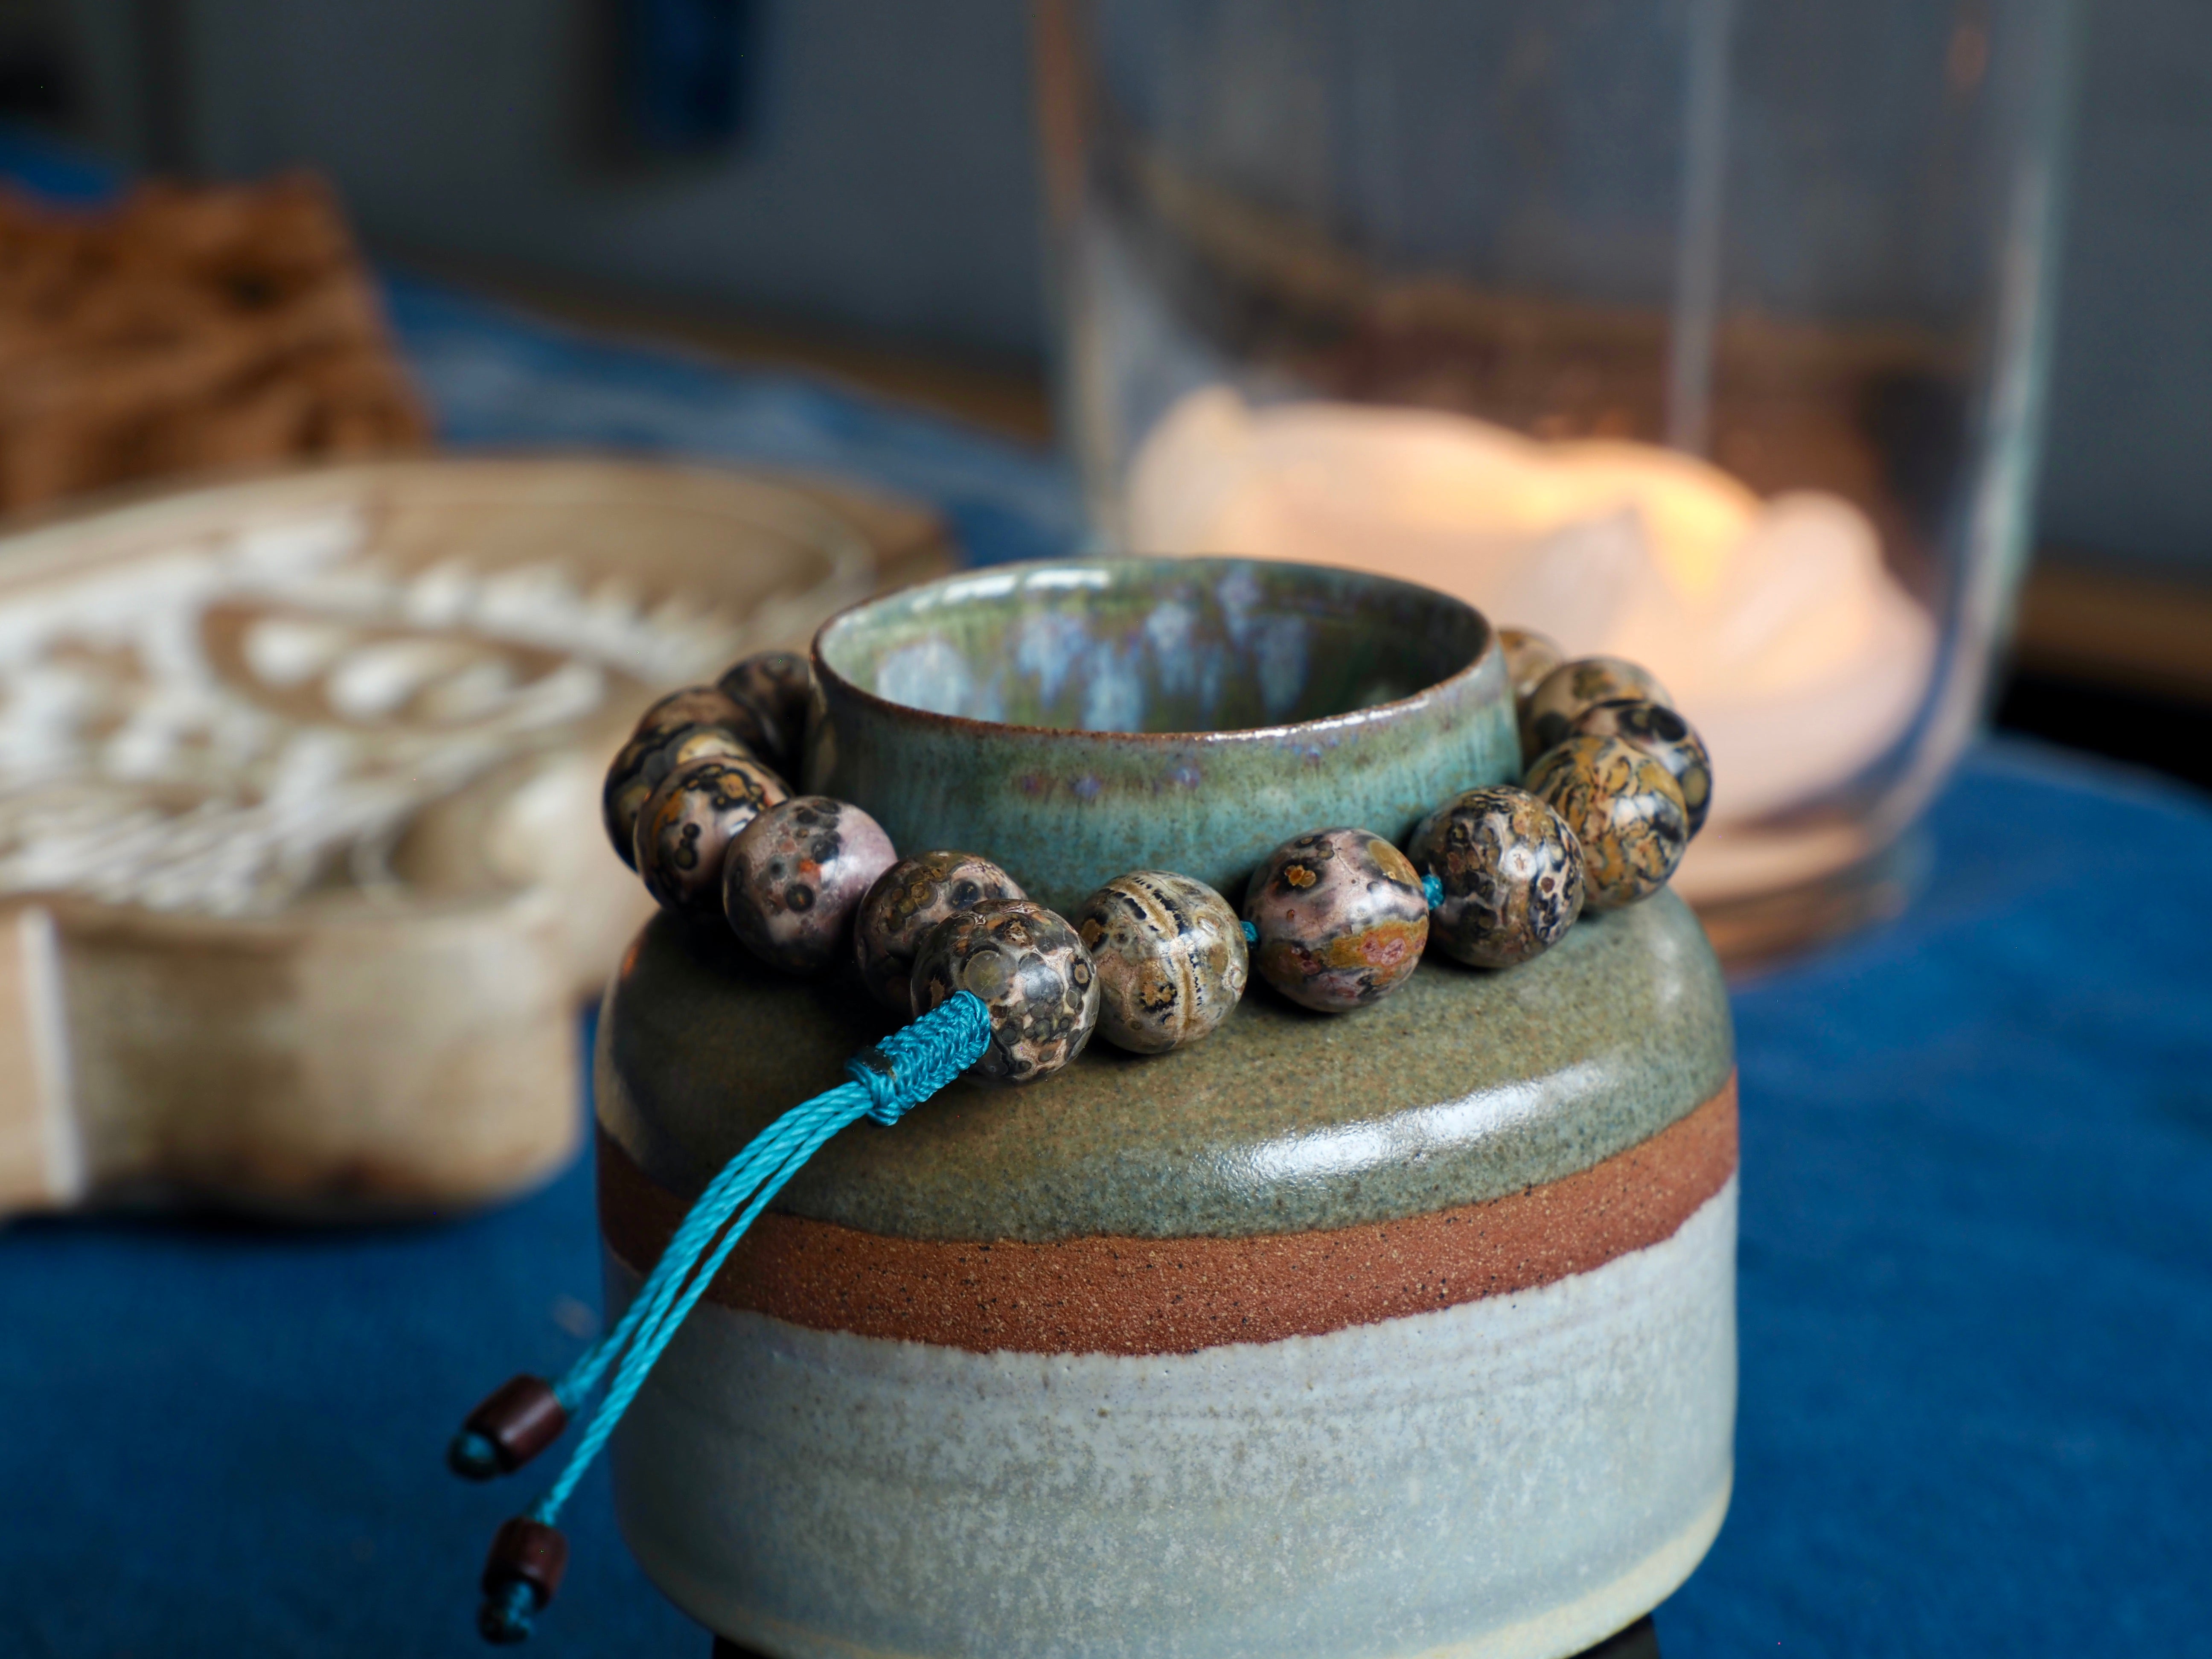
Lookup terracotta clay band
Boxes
[598,1074,1737,1358]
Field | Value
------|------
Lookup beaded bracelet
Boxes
[449,625,1713,1643]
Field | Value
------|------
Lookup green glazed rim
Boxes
[807,556,1519,914]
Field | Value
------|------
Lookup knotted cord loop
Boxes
[847,990,992,1123]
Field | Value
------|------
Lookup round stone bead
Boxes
[853,852,1027,1016]
[1074,871,1248,1054]
[633,754,789,916]
[722,797,897,975]
[910,899,1099,1087]
[1520,656,1673,761]
[1498,626,1566,705]
[635,684,783,766]
[1570,697,1713,838]
[716,651,812,774]
[1407,786,1585,968]
[602,722,757,869]
[1525,735,1689,911]
[1242,828,1429,1013]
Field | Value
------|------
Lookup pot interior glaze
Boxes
[818,557,1486,731]
[808,557,1517,913]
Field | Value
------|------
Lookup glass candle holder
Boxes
[1036,0,2075,959]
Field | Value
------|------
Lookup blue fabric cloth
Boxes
[5,740,2206,1658]
[0,126,118,203]
[1676,746,2212,1655]
[0,132,2207,1654]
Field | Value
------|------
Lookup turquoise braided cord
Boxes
[585,988,992,1397]
[525,990,992,1528]
[847,990,995,1123]
[529,1094,859,1522]
[547,1082,852,1410]
[599,989,990,1397]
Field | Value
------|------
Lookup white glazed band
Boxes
[608,1176,1738,1659]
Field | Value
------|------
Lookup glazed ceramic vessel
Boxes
[594,558,1738,1659]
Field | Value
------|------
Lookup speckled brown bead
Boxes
[716,651,813,774]
[602,721,757,869]
[853,851,1027,1016]
[1408,786,1585,968]
[1242,828,1429,1013]
[1074,871,1248,1054]
[910,899,1099,1087]
[635,684,783,765]
[723,797,897,974]
[1498,626,1566,706]
[633,754,789,915]
[1525,735,1688,911]
[1571,697,1713,837]
[1520,656,1673,761]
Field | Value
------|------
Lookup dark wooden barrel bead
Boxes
[1570,697,1713,837]
[853,851,1027,1016]
[716,651,813,774]
[1243,828,1429,1012]
[910,899,1099,1087]
[724,797,897,974]
[1408,786,1585,968]
[602,722,754,870]
[455,1374,568,1477]
[1525,735,1689,910]
[1521,656,1673,761]
[479,1516,569,1641]
[634,754,789,915]
[482,1517,568,1601]
[1074,871,1247,1053]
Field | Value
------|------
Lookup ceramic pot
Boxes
[595,557,1738,1659]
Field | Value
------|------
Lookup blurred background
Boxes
[0,5,2207,1657]
[0,0,2203,783]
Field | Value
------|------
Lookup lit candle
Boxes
[1125,389,1936,899]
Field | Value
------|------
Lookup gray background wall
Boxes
[46,0,1048,355]
[20,0,2212,578]
[2037,0,2212,576]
